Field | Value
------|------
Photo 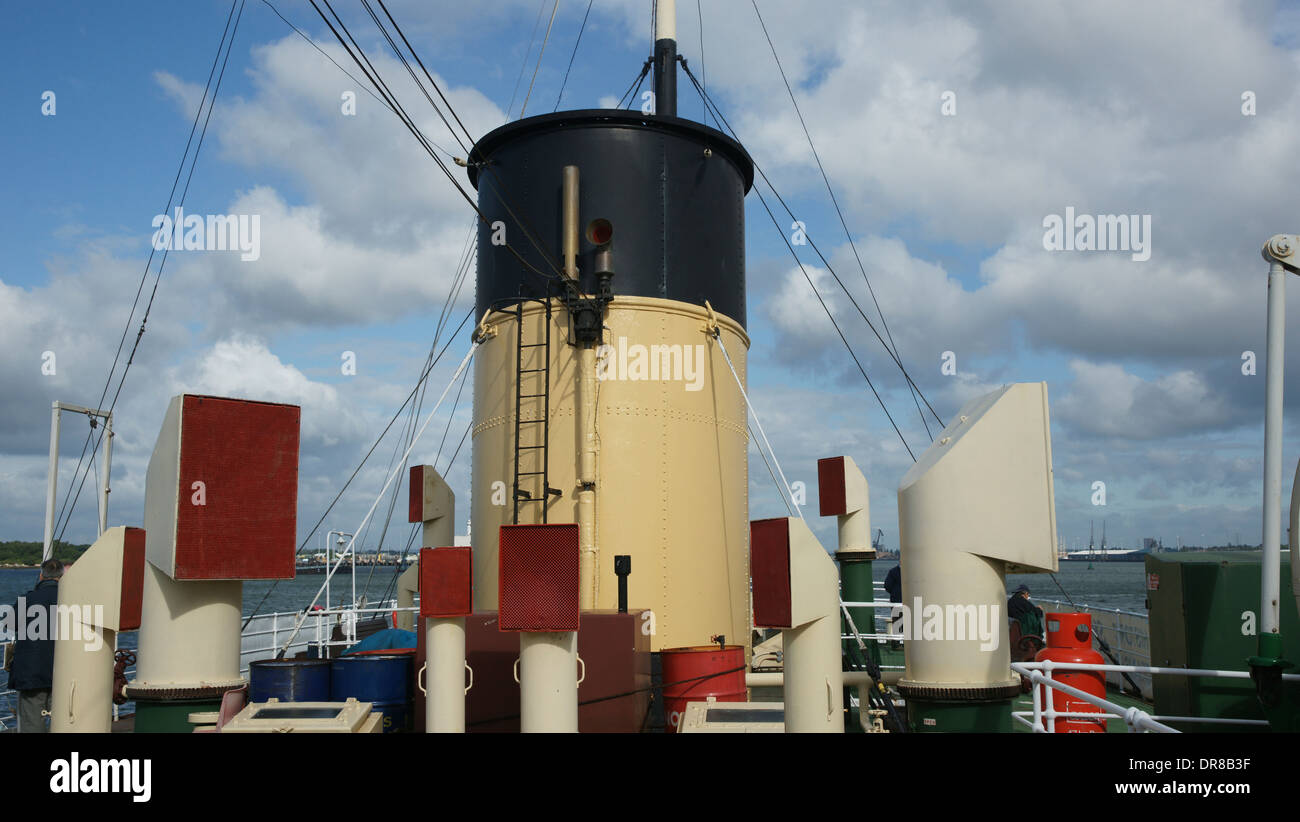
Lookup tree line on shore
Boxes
[0,540,89,566]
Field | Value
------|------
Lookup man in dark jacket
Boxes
[9,559,62,733]
[883,564,903,646]
[1007,583,1044,638]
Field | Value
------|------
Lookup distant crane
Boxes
[872,529,884,552]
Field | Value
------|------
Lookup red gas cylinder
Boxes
[1033,613,1107,733]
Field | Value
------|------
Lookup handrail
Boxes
[1012,659,1300,733]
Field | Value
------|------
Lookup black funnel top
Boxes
[468,109,753,327]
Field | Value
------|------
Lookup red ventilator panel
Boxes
[119,526,147,631]
[144,394,300,581]
[750,517,793,629]
[419,547,473,618]
[498,523,579,632]
[409,465,425,523]
[817,456,848,517]
[409,464,453,524]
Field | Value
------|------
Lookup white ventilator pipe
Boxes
[51,625,113,733]
[52,526,143,732]
[134,563,243,690]
[519,632,579,733]
[397,574,418,630]
[830,456,871,554]
[898,383,1057,702]
[785,615,844,732]
[426,617,467,733]
[398,467,455,631]
[781,518,844,733]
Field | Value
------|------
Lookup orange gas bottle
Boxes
[1033,612,1107,733]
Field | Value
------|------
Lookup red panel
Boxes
[173,395,300,580]
[750,518,792,628]
[818,456,847,517]
[498,524,579,632]
[408,465,424,523]
[119,527,146,631]
[419,547,472,617]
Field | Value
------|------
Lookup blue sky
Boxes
[4,0,1300,558]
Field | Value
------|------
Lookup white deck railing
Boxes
[1011,659,1299,733]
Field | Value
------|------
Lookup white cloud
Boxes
[1055,360,1243,439]
[170,335,363,447]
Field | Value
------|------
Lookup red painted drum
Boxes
[1034,613,1107,733]
[661,645,745,733]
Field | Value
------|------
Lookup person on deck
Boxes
[8,559,63,733]
[1007,583,1044,638]
[883,564,903,645]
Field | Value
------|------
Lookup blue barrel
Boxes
[330,653,413,733]
[249,659,332,703]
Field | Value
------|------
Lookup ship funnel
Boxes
[897,382,1058,732]
[465,92,754,654]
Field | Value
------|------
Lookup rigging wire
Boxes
[626,62,652,110]
[682,60,942,427]
[261,0,462,159]
[253,218,475,617]
[335,0,573,291]
[679,62,944,439]
[359,229,476,601]
[507,0,548,119]
[443,416,474,475]
[691,65,946,429]
[616,59,653,109]
[360,0,470,154]
[696,0,711,127]
[258,0,395,117]
[374,0,476,148]
[53,0,248,546]
[554,0,594,111]
[307,0,565,282]
[51,0,242,544]
[275,341,481,657]
[241,306,476,628]
[750,0,932,441]
[713,331,804,517]
[320,0,575,288]
[518,0,560,119]
[434,365,470,468]
[679,64,917,459]
[250,0,582,617]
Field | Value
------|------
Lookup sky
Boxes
[3,0,1300,561]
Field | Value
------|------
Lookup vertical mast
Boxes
[653,0,677,116]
